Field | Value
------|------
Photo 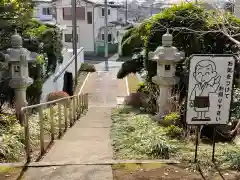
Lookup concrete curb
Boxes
[0,160,180,168]
[78,72,91,95]
[125,77,130,96]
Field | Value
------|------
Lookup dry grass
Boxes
[111,107,240,172]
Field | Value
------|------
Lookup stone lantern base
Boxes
[152,76,180,87]
[151,76,179,122]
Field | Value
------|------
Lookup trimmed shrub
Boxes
[121,21,149,57]
[80,62,96,72]
[46,91,69,102]
[165,125,183,138]
[117,52,144,79]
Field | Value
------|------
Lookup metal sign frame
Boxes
[184,54,237,163]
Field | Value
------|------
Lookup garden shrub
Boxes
[121,21,149,57]
[79,62,96,72]
[165,125,183,138]
[136,82,150,95]
[119,2,240,115]
[0,114,24,161]
[47,91,69,102]
[121,33,143,57]
[164,112,181,124]
[117,52,144,79]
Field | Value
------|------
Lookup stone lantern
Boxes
[4,30,35,122]
[149,30,185,120]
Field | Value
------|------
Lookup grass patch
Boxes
[111,106,240,171]
[0,166,22,180]
[112,163,164,171]
[127,74,139,93]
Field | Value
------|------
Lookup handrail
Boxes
[21,94,79,112]
[53,47,84,82]
[21,92,89,162]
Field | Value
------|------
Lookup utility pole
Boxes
[72,0,78,86]
[104,0,108,59]
[125,0,128,24]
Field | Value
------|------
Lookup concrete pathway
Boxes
[23,61,126,180]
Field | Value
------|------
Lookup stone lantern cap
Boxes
[162,29,173,47]
[11,29,23,48]
[5,30,36,63]
[148,30,185,63]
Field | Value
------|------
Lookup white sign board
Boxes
[186,55,235,125]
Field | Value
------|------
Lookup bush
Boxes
[119,2,240,115]
[117,52,144,79]
[136,82,150,95]
[46,91,69,102]
[165,125,183,138]
[0,114,24,161]
[79,62,96,72]
[121,22,149,57]
[164,112,181,124]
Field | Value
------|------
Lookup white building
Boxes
[233,0,240,18]
[33,0,55,22]
[53,0,124,54]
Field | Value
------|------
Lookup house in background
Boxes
[33,0,56,22]
[53,0,125,56]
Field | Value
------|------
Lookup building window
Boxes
[63,7,72,20]
[108,34,112,42]
[101,8,110,16]
[87,11,92,24]
[63,7,85,20]
[65,34,78,42]
[101,8,105,16]
[101,33,112,42]
[76,7,85,20]
[42,7,52,15]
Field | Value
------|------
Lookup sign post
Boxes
[186,54,236,162]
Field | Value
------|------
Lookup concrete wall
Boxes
[41,47,84,102]
[234,0,240,18]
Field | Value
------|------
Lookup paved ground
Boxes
[23,60,126,180]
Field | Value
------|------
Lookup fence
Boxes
[41,47,84,102]
[21,92,89,162]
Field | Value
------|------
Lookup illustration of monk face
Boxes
[193,60,217,84]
